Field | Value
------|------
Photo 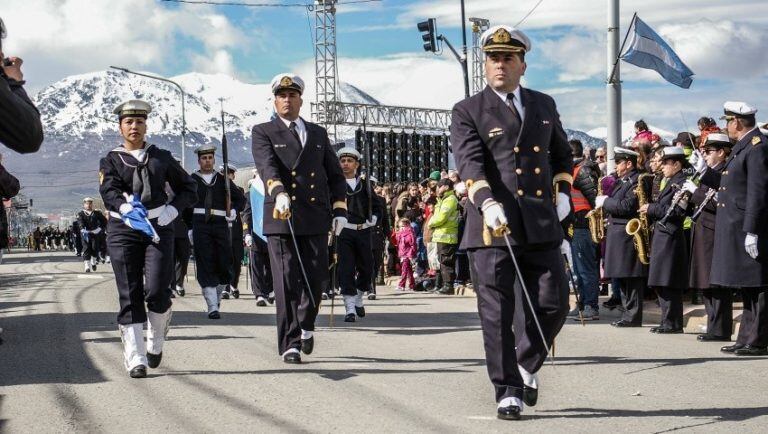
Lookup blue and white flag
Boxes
[249,175,267,242]
[621,16,694,89]
[122,195,160,243]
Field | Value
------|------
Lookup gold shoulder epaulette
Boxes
[752,136,761,146]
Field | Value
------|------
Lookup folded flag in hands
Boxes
[122,196,160,243]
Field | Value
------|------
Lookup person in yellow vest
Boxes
[566,140,600,320]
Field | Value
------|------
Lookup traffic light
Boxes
[417,18,437,53]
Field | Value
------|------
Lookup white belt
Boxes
[193,208,227,217]
[109,205,166,220]
[343,222,373,231]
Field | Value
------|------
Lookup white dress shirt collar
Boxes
[491,85,524,122]
[278,116,307,147]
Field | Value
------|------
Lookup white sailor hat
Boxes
[369,175,378,184]
[480,25,531,54]
[660,146,686,161]
[271,73,304,95]
[194,144,217,155]
[704,133,732,149]
[83,197,94,203]
[721,101,757,120]
[337,146,362,160]
[219,163,238,173]
[113,99,152,119]
[613,146,639,161]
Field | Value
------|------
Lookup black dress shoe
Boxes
[368,293,377,300]
[301,336,314,355]
[698,334,730,342]
[256,299,267,307]
[522,387,538,407]
[734,345,768,356]
[344,313,356,322]
[321,292,329,301]
[268,296,275,304]
[721,343,745,353]
[208,311,221,320]
[497,405,522,421]
[355,306,366,318]
[129,365,147,378]
[221,291,230,300]
[178,288,185,297]
[147,352,162,369]
[655,327,683,334]
[612,320,640,328]
[170,292,176,298]
[283,352,302,364]
[232,290,240,299]
[649,326,661,333]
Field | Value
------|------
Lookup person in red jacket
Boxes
[396,218,416,291]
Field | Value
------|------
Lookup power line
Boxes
[160,0,380,7]
[514,0,545,28]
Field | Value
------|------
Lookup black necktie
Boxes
[289,121,301,145]
[506,93,522,124]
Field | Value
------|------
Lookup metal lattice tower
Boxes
[313,0,339,142]
[469,18,490,95]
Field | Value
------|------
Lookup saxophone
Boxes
[585,176,606,243]
[626,173,652,265]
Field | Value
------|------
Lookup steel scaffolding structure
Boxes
[330,102,451,132]
[469,18,490,95]
[312,0,339,142]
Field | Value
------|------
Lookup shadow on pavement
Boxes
[534,405,768,426]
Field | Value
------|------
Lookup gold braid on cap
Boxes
[280,76,293,87]
[491,28,512,43]
[467,180,490,204]
[553,173,573,185]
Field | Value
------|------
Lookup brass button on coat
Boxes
[536,190,543,197]
[291,196,296,200]
[516,168,522,175]
[533,145,541,152]
[514,147,520,153]
[517,189,524,196]
[291,171,297,176]
[534,167,541,174]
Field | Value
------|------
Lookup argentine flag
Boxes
[249,175,267,242]
[621,16,694,89]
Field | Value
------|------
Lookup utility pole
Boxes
[606,0,621,174]
[459,0,469,99]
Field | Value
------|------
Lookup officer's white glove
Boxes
[556,192,571,222]
[91,228,102,235]
[244,234,253,247]
[481,200,508,231]
[682,180,698,195]
[119,202,134,215]
[188,229,194,245]
[364,215,378,228]
[332,216,347,236]
[745,233,759,259]
[225,209,237,222]
[275,193,290,215]
[560,239,573,267]
[595,195,608,209]
[693,151,707,172]
[157,205,178,226]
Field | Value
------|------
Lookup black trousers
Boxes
[702,288,733,338]
[230,226,244,289]
[249,238,272,298]
[372,247,384,289]
[82,235,100,261]
[337,228,373,296]
[469,243,569,403]
[193,223,233,288]
[173,236,190,288]
[107,222,174,325]
[267,234,328,355]
[656,286,684,330]
[619,277,646,325]
[736,287,768,347]
[437,242,457,288]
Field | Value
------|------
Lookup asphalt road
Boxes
[2,250,768,433]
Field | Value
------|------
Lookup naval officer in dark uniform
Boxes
[99,100,197,377]
[450,26,573,420]
[685,133,732,341]
[251,73,347,364]
[698,102,768,356]
[77,197,105,273]
[185,145,246,319]
[639,146,690,334]
[220,164,245,300]
[242,174,274,306]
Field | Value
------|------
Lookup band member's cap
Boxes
[480,25,531,53]
[660,146,686,161]
[219,164,237,173]
[194,144,217,155]
[83,197,94,203]
[337,146,362,160]
[704,133,732,149]
[271,73,304,95]
[613,147,639,161]
[113,100,152,120]
[721,101,757,120]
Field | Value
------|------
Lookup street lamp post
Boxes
[109,66,188,169]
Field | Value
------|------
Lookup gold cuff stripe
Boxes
[333,201,347,210]
[468,180,491,204]
[267,180,283,196]
[553,173,574,185]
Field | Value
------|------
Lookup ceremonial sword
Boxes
[282,212,317,309]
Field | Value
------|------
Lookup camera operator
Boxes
[1,153,20,262]
[0,17,43,154]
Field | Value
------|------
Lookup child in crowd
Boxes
[396,218,416,291]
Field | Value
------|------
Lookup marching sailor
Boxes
[220,164,245,300]
[252,73,347,364]
[450,26,573,420]
[77,197,105,273]
[99,100,197,378]
[185,145,246,319]
[335,147,384,322]
[242,176,274,306]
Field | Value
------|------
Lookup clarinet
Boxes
[691,188,717,222]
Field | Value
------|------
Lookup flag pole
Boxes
[608,12,638,85]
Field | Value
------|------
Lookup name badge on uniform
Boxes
[488,127,504,138]
[274,144,287,148]
[542,120,550,125]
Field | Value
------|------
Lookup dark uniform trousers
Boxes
[249,237,272,298]
[193,221,234,288]
[338,227,373,296]
[268,234,328,354]
[108,221,174,325]
[737,289,768,347]
[173,236,191,288]
[82,235,100,262]
[230,217,245,289]
[469,242,569,402]
[703,288,733,338]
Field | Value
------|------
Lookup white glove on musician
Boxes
[225,209,238,222]
[157,205,178,226]
[682,180,698,195]
[244,234,253,247]
[332,216,347,236]
[560,239,573,267]
[119,201,134,216]
[693,151,707,172]
[275,193,290,215]
[745,233,759,259]
[481,200,508,231]
[188,229,194,246]
[364,215,378,228]
[91,227,102,235]
[595,195,608,209]
[556,192,571,222]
